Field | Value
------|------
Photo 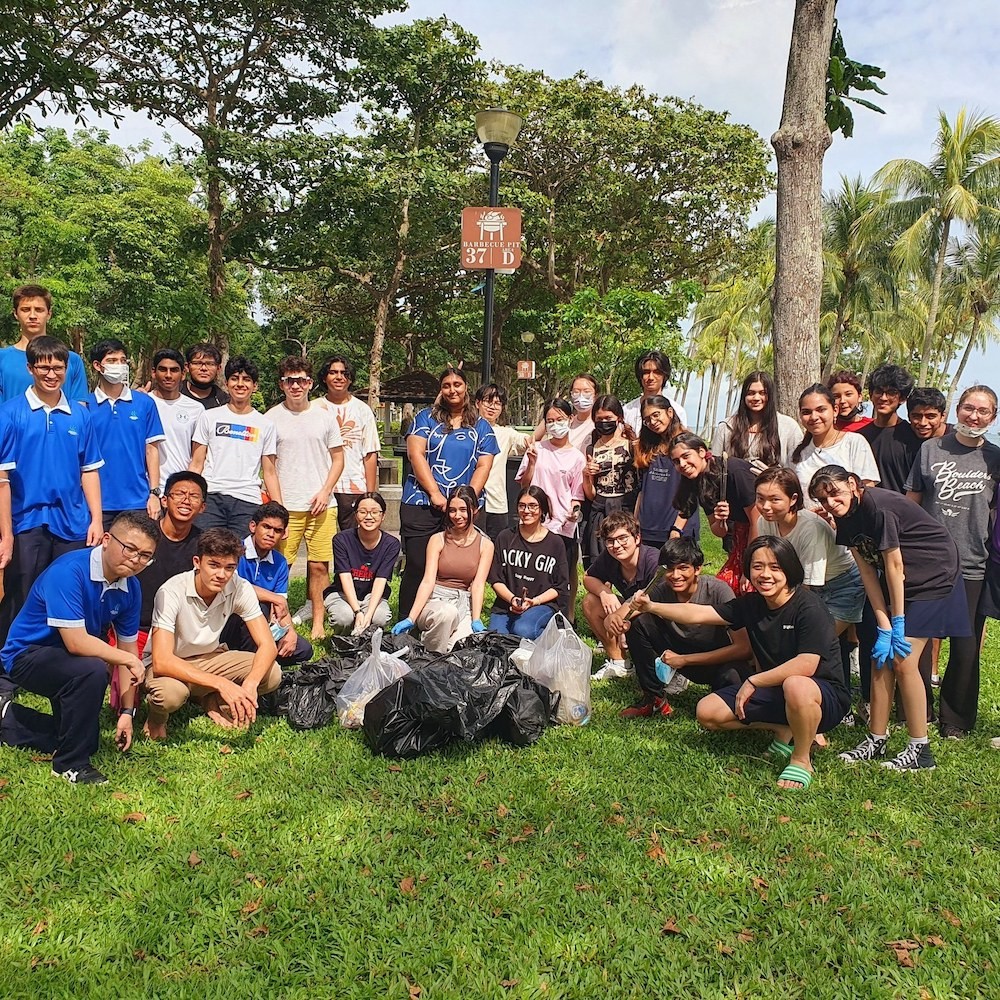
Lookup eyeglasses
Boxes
[517,503,541,512]
[188,360,217,368]
[958,404,995,418]
[110,532,155,565]
[642,411,668,426]
[605,534,635,548]
[165,491,204,503]
[281,376,312,386]
[356,508,383,519]
[31,364,66,375]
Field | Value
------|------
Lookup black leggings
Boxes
[938,577,985,733]
[398,503,444,619]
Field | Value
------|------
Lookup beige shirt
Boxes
[148,570,262,664]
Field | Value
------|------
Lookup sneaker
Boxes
[593,659,630,681]
[840,712,856,728]
[931,673,941,688]
[990,736,1000,750]
[291,604,312,626]
[882,742,936,771]
[855,701,871,728]
[939,724,967,741]
[52,764,108,785]
[619,696,672,719]
[849,646,860,679]
[838,734,888,764]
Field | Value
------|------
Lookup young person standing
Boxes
[907,387,951,442]
[475,383,530,541]
[149,348,204,484]
[622,351,688,435]
[189,356,281,535]
[266,357,344,641]
[828,371,872,433]
[711,370,800,465]
[87,339,165,529]
[0,285,88,404]
[858,364,920,493]
[181,344,230,409]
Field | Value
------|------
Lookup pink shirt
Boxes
[517,440,586,538]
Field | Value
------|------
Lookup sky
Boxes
[42,0,1000,416]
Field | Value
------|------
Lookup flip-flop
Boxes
[777,763,814,790]
[764,739,793,764]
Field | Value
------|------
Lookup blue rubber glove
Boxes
[390,618,414,636]
[872,626,893,669]
[654,657,675,686]
[890,615,912,660]
[471,619,487,634]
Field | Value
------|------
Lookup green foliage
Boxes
[552,284,700,398]
[825,20,887,139]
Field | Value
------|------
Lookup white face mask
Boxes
[570,392,594,412]
[956,421,990,439]
[102,362,130,385]
[546,420,571,439]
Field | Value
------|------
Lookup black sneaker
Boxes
[939,724,967,741]
[52,764,108,785]
[882,742,936,771]
[838,734,888,764]
[840,711,856,728]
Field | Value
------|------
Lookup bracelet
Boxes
[746,677,757,689]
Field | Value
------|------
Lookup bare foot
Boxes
[812,733,828,749]
[202,693,238,729]
[310,629,325,642]
[143,720,168,741]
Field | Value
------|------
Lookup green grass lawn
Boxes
[3,535,1000,998]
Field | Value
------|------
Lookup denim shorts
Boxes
[813,563,865,624]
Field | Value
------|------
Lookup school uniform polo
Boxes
[238,536,289,598]
[0,388,104,540]
[87,385,165,510]
[0,346,90,405]
[1,546,141,670]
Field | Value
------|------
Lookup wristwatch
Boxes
[119,707,136,718]
[149,487,162,497]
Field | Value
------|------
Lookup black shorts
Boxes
[713,678,849,734]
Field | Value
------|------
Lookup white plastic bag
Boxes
[336,629,410,728]
[522,613,591,725]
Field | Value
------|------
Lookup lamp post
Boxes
[475,107,523,386]
[520,330,535,424]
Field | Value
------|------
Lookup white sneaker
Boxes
[291,604,313,626]
[989,736,1000,750]
[593,659,629,681]
[849,646,860,679]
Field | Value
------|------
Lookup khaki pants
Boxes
[145,649,282,724]
[416,585,472,654]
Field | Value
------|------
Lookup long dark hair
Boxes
[669,432,722,518]
[589,394,634,448]
[791,383,836,463]
[728,370,781,465]
[430,366,478,430]
[634,395,683,470]
[444,485,479,535]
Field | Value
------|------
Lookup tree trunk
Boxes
[945,313,980,413]
[770,0,835,412]
[920,217,952,384]
[695,367,708,432]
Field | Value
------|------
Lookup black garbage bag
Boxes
[285,656,357,730]
[258,669,294,716]
[362,649,556,759]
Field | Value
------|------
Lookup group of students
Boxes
[1,280,997,793]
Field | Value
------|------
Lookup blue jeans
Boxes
[488,604,556,640]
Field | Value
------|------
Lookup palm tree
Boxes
[820,175,898,379]
[875,108,1000,383]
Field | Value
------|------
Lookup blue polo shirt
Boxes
[86,385,165,510]
[1,546,141,672]
[0,388,104,540]
[237,535,289,598]
[0,346,90,405]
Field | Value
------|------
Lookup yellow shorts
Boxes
[280,508,337,563]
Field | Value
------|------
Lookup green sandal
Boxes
[777,763,814,790]
[764,739,793,764]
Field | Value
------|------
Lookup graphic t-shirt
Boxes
[587,439,639,500]
[516,440,586,538]
[860,420,921,493]
[905,433,1000,580]
[402,410,499,506]
[192,405,277,504]
[266,402,343,511]
[489,528,570,614]
[586,544,659,599]
[718,587,848,704]
[834,486,959,601]
[328,529,401,603]
[312,395,381,495]
[152,393,203,485]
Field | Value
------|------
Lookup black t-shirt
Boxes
[859,420,920,493]
[700,457,756,524]
[139,525,202,628]
[327,529,401,602]
[834,486,959,601]
[718,588,848,703]
[181,382,230,409]
[489,528,570,614]
[586,544,659,599]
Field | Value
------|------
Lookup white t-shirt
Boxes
[192,404,277,504]
[623,393,689,435]
[312,395,381,494]
[756,509,855,586]
[793,433,880,503]
[485,424,530,514]
[266,402,344,511]
[152,393,204,486]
